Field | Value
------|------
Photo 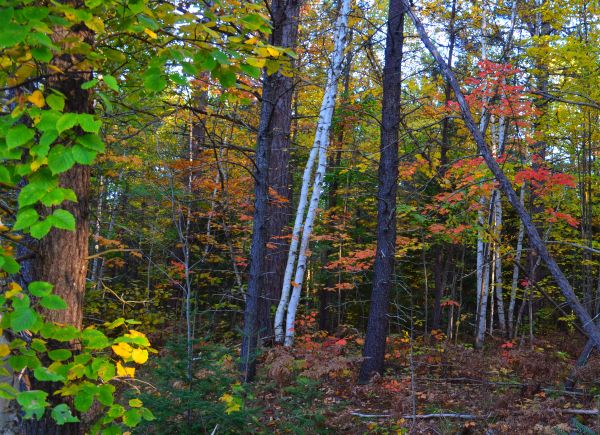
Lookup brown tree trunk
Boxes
[257,0,301,344]
[20,10,94,435]
[358,0,406,383]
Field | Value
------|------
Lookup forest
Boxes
[0,0,599,433]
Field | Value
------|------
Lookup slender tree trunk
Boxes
[403,0,600,351]
[508,185,526,338]
[283,0,352,346]
[258,0,301,344]
[358,0,405,383]
[275,0,351,344]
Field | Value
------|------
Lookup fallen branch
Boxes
[351,412,485,420]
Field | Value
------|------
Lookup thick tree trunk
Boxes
[358,0,405,383]
[258,0,301,343]
[19,11,94,435]
[403,0,600,351]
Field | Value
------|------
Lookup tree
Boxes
[274,0,352,346]
[402,0,600,352]
[258,0,302,344]
[358,0,406,383]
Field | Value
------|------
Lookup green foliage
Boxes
[137,341,260,434]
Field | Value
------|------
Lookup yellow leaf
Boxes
[127,329,145,338]
[266,47,280,57]
[245,57,266,68]
[6,282,22,298]
[116,362,135,378]
[112,342,133,359]
[131,348,148,364]
[0,344,10,357]
[144,28,157,39]
[219,393,233,404]
[31,157,47,172]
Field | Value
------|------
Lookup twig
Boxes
[86,248,141,260]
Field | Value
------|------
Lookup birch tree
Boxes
[274,0,352,345]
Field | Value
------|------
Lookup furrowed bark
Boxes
[358,0,405,383]
[401,0,600,350]
[258,0,301,344]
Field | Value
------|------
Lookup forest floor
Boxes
[250,330,600,434]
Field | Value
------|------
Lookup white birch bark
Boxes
[508,184,525,338]
[275,0,352,344]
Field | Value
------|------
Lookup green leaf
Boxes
[33,132,55,155]
[51,404,79,425]
[28,281,53,297]
[0,382,18,400]
[13,207,39,231]
[30,338,46,353]
[0,255,19,274]
[77,114,101,133]
[30,218,52,239]
[81,78,98,90]
[105,318,125,329]
[102,75,119,92]
[56,113,78,134]
[72,144,96,164]
[48,144,75,174]
[6,124,35,149]
[46,94,65,112]
[240,63,261,79]
[123,408,142,427]
[107,404,125,418]
[77,134,105,152]
[0,166,14,185]
[96,384,115,406]
[216,69,236,88]
[82,328,109,350]
[140,407,155,421]
[31,46,52,63]
[40,295,68,310]
[34,366,65,382]
[143,67,166,92]
[18,182,50,207]
[127,0,145,13]
[50,209,75,230]
[74,388,94,413]
[128,398,143,408]
[48,349,72,362]
[41,187,77,207]
[10,306,37,331]
[0,24,28,49]
[17,390,48,419]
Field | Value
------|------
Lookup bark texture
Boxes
[258,0,301,343]
[358,0,405,383]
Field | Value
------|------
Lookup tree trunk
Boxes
[275,0,351,344]
[508,185,526,338]
[358,0,405,383]
[258,0,301,344]
[283,0,352,346]
[403,0,600,351]
[20,10,94,435]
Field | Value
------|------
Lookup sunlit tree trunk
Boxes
[275,0,352,345]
